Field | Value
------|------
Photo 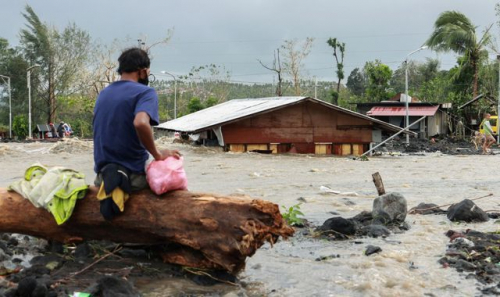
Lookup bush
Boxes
[12,115,28,139]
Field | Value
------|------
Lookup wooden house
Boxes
[156,97,412,156]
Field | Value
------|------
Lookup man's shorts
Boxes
[94,173,149,191]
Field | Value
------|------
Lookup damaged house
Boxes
[155,96,412,156]
[356,93,451,138]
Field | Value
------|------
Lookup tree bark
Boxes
[0,187,294,274]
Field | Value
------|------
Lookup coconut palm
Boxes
[425,11,492,99]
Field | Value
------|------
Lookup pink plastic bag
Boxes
[146,156,188,195]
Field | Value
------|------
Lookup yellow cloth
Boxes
[8,163,88,225]
[96,182,129,212]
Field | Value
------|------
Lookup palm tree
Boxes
[425,11,492,99]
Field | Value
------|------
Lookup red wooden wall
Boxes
[222,101,373,153]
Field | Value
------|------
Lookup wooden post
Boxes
[372,172,386,196]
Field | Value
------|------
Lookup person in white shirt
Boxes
[482,113,495,154]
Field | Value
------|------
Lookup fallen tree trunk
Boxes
[0,187,294,274]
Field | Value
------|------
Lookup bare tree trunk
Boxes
[472,60,479,100]
[0,188,294,274]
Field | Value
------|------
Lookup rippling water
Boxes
[2,143,498,296]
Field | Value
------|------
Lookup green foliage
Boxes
[20,5,92,124]
[346,68,366,96]
[364,60,393,102]
[187,97,204,114]
[12,115,28,139]
[327,37,346,105]
[330,90,339,104]
[425,10,492,98]
[205,97,219,108]
[282,204,304,226]
[70,119,92,138]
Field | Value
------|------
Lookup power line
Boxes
[167,32,429,46]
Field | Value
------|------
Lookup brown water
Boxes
[1,140,498,296]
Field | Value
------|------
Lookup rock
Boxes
[118,248,148,258]
[32,284,48,297]
[75,242,92,261]
[4,288,17,297]
[0,241,8,253]
[447,199,489,222]
[360,225,391,238]
[46,241,64,254]
[317,217,356,236]
[88,276,140,297]
[17,277,37,297]
[30,254,62,267]
[350,211,373,226]
[7,237,18,247]
[0,249,8,261]
[454,259,477,271]
[372,192,407,224]
[409,203,446,215]
[365,245,382,256]
[448,237,474,249]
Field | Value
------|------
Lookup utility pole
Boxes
[27,64,41,139]
[161,71,177,119]
[404,45,427,145]
[497,54,500,144]
[0,75,11,138]
[314,76,318,98]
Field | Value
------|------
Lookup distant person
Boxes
[57,122,65,138]
[482,113,495,154]
[63,122,73,137]
[49,123,57,138]
[93,47,181,191]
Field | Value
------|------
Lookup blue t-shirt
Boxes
[93,80,159,174]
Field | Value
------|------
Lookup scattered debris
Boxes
[440,229,500,291]
[319,186,359,196]
[49,138,93,154]
[408,203,447,215]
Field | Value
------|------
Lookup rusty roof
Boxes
[156,96,415,135]
[367,106,439,116]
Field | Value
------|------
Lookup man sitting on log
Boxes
[93,47,181,218]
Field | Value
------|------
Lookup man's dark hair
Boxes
[117,47,151,75]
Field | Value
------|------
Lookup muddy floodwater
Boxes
[1,140,499,296]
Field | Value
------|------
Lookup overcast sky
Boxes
[1,0,498,84]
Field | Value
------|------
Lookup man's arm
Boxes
[134,111,180,161]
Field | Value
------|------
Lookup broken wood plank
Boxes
[372,172,386,196]
[0,187,294,274]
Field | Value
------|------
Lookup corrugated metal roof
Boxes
[367,106,439,116]
[156,96,413,134]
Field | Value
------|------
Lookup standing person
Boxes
[482,113,495,154]
[93,47,181,191]
[49,123,57,138]
[56,122,65,138]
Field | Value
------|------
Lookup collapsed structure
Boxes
[156,96,412,156]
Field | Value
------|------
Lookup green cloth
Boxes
[8,163,88,225]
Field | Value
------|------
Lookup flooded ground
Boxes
[1,139,499,296]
